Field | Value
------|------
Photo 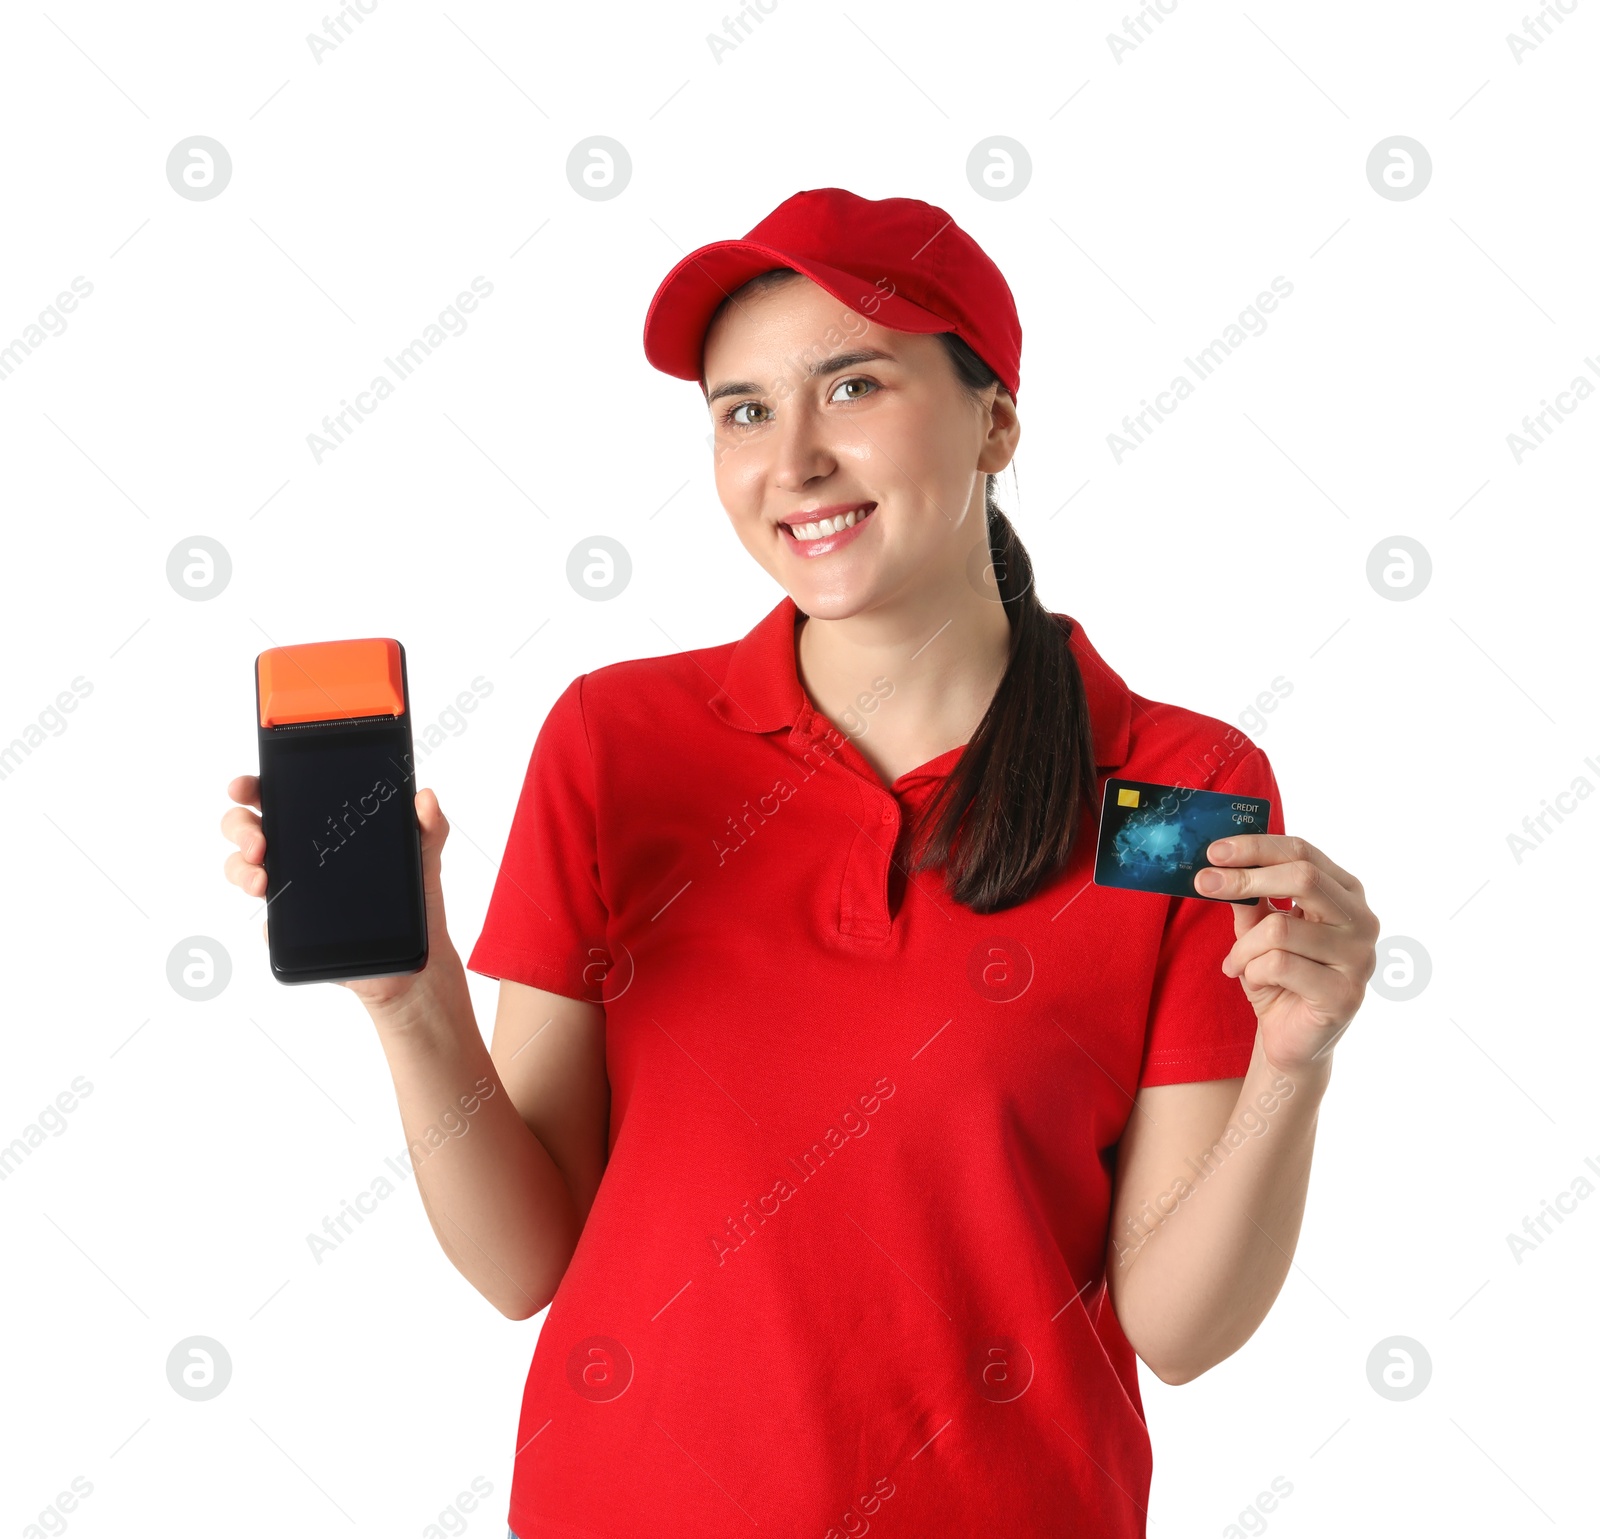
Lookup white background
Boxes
[1,3,1593,1535]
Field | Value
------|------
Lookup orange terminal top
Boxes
[257,637,405,728]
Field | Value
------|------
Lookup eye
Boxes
[831,377,877,403]
[722,400,771,429]
[719,376,877,430]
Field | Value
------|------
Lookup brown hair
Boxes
[704,268,1098,913]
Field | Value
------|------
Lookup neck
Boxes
[794,582,1014,785]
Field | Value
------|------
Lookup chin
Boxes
[782,580,882,622]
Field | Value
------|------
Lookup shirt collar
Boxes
[707,593,1132,770]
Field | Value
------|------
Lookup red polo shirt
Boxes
[467,593,1285,1539]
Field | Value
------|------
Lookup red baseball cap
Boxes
[642,187,1023,401]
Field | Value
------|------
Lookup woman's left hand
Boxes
[1196,834,1379,1078]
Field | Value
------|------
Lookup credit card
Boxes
[1092,777,1271,905]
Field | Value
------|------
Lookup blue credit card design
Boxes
[1092,777,1271,905]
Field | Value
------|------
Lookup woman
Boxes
[221,188,1378,1539]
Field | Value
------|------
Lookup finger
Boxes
[1223,909,1352,979]
[415,788,449,919]
[224,849,269,894]
[227,774,261,810]
[1199,851,1356,924]
[1235,948,1358,1029]
[221,804,264,857]
[1207,832,1361,892]
[416,786,450,851]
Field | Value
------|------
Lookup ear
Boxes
[978,386,1021,475]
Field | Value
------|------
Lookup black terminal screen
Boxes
[259,721,425,973]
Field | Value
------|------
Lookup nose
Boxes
[768,397,837,492]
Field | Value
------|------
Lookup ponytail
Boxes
[904,444,1098,912]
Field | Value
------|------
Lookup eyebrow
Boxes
[705,347,900,406]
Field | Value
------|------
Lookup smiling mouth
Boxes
[782,504,876,540]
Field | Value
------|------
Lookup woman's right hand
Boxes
[220,775,458,1015]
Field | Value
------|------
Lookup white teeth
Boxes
[787,506,870,541]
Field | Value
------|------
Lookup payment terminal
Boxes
[254,637,428,985]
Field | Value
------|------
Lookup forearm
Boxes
[367,943,584,1319]
[1110,1034,1331,1384]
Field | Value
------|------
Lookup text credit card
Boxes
[1092,777,1271,905]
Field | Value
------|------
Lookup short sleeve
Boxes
[1136,744,1286,1088]
[465,674,610,1002]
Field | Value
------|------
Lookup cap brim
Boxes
[642,239,954,390]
